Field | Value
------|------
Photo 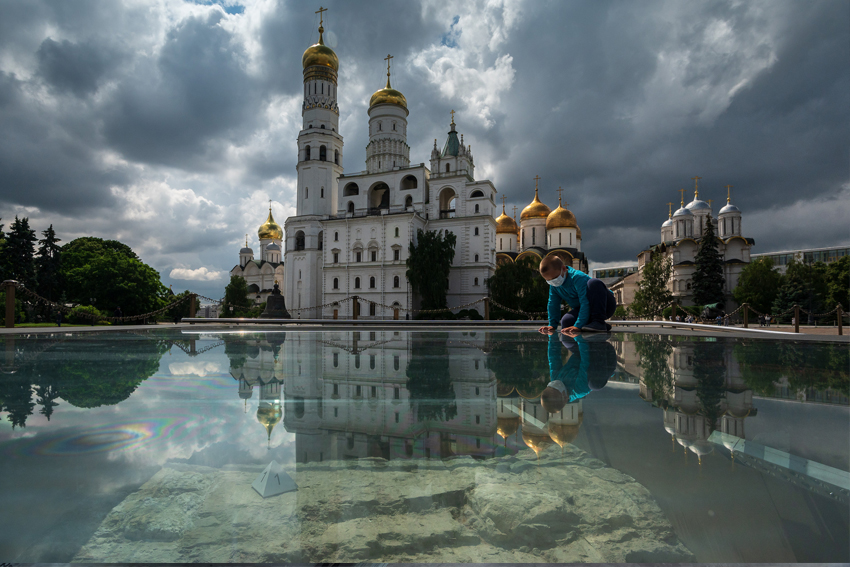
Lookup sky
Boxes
[0,0,847,300]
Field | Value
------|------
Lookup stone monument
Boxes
[259,282,291,319]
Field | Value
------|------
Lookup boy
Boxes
[537,256,616,336]
[540,333,616,414]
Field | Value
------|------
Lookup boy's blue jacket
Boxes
[547,266,591,329]
[548,334,591,403]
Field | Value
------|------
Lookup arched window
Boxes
[405,195,413,208]
[532,227,536,245]
[392,122,396,131]
[470,190,484,198]
[369,276,376,288]
[401,175,418,190]
[500,237,502,249]
[393,275,400,288]
[378,122,382,131]
[344,183,359,196]
[474,227,479,236]
[348,202,355,214]
[305,187,308,199]
[304,145,310,161]
[334,231,338,241]
[394,227,399,237]
[320,187,324,198]
[295,231,305,251]
[474,254,479,262]
[333,277,339,289]
[474,204,479,213]
[334,149,339,165]
[354,277,361,289]
[474,277,479,286]
[319,145,327,161]
[445,163,450,173]
[320,123,325,128]
[318,231,323,250]
[369,302,376,316]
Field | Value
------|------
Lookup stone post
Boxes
[671,302,677,321]
[838,304,843,336]
[742,303,748,328]
[352,296,358,320]
[484,297,490,320]
[189,294,197,318]
[794,305,800,334]
[3,280,16,329]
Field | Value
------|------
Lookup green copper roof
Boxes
[441,126,459,157]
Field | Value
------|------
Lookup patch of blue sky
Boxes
[441,15,460,48]
[190,0,245,15]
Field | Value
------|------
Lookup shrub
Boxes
[67,305,107,324]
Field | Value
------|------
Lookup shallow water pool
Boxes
[1,329,847,563]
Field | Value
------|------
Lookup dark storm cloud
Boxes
[102,10,262,168]
[36,38,122,97]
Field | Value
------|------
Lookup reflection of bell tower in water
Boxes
[285,8,344,318]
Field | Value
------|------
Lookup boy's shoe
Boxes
[582,321,608,332]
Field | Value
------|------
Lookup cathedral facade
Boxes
[233,16,591,318]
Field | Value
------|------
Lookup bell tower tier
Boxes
[297,13,343,217]
[366,54,410,174]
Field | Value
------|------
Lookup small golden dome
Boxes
[522,430,555,455]
[258,209,283,241]
[546,197,578,230]
[548,420,582,447]
[495,203,518,234]
[369,87,407,109]
[496,416,520,439]
[257,403,282,440]
[521,185,551,220]
[576,225,582,240]
[302,27,339,72]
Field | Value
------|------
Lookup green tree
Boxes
[0,218,6,280]
[406,229,457,311]
[485,256,549,317]
[771,259,827,321]
[406,333,457,422]
[165,289,200,321]
[633,334,674,402]
[5,216,37,289]
[34,224,63,302]
[61,237,167,317]
[631,253,673,319]
[222,275,252,316]
[733,256,782,314]
[692,217,725,306]
[824,256,849,312]
[693,339,726,432]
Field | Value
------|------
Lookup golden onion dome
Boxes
[546,197,578,230]
[496,416,520,439]
[521,185,551,220]
[522,431,555,456]
[369,73,407,109]
[576,225,582,240]
[495,203,518,234]
[256,403,282,441]
[548,420,582,447]
[258,209,283,241]
[302,26,339,72]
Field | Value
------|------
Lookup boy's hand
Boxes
[538,325,555,335]
[561,326,581,337]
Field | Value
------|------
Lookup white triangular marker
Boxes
[252,460,297,498]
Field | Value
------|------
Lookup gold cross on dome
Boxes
[708,199,713,208]
[667,202,673,217]
[692,175,702,198]
[725,184,733,203]
[679,189,685,206]
[450,109,455,124]
[501,195,507,207]
[384,53,393,75]
[315,6,327,25]
[512,205,517,219]
[557,186,564,206]
[533,175,541,192]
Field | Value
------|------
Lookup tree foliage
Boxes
[633,334,674,401]
[631,253,673,319]
[732,256,781,314]
[4,216,37,289]
[692,218,725,306]
[692,339,726,432]
[485,256,549,317]
[771,259,828,321]
[824,256,849,312]
[406,229,457,311]
[35,224,63,302]
[406,333,457,422]
[60,237,167,317]
[222,275,253,316]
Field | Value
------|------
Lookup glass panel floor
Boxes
[1,329,847,563]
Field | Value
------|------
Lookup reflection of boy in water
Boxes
[541,334,616,413]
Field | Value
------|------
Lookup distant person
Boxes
[113,306,123,324]
[55,310,63,327]
[537,256,616,336]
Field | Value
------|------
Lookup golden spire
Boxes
[534,174,541,197]
[501,194,507,213]
[245,234,248,247]
[708,199,713,208]
[557,186,563,206]
[667,202,673,218]
[384,53,393,88]
[450,109,455,125]
[512,205,517,221]
[692,175,702,199]
[315,6,327,44]
[725,184,733,203]
[679,189,685,207]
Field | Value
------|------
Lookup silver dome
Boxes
[719,203,741,215]
[266,242,281,251]
[662,218,673,227]
[673,206,693,217]
[686,199,711,211]
[240,247,254,254]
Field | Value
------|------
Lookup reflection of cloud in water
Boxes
[168,361,223,377]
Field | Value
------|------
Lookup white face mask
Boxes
[546,269,566,287]
[547,381,567,394]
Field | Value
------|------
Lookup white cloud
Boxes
[168,360,223,376]
[170,266,225,281]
